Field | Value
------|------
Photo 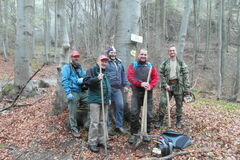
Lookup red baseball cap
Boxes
[98,55,109,61]
[70,51,80,57]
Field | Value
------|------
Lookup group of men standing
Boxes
[60,45,190,153]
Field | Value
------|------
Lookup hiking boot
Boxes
[155,116,164,128]
[176,116,182,129]
[89,145,100,153]
[143,135,151,142]
[128,135,137,144]
[115,127,129,134]
[71,131,80,138]
[98,143,112,150]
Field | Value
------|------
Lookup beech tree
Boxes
[14,0,35,92]
[52,0,70,115]
[115,0,141,68]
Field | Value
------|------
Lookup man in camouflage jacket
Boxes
[156,45,191,129]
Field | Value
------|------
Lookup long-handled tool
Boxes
[140,66,152,135]
[134,67,152,149]
[166,90,171,127]
[99,61,108,155]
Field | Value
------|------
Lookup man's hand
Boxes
[140,82,147,88]
[123,87,129,92]
[98,73,104,80]
[165,85,172,91]
[67,93,74,101]
[146,85,151,91]
[183,97,187,103]
[141,82,150,90]
[77,78,84,84]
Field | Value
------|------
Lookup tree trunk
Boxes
[177,0,192,60]
[44,0,50,63]
[226,0,234,53]
[0,1,3,58]
[196,0,200,52]
[54,0,58,62]
[217,0,223,100]
[191,0,199,82]
[52,0,70,115]
[72,0,77,50]
[0,0,7,61]
[115,0,141,69]
[3,0,9,60]
[14,0,35,92]
[232,9,240,100]
[221,0,226,84]
[155,0,166,62]
[203,0,212,70]
[140,1,148,49]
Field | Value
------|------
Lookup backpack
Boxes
[153,136,173,156]
[161,130,191,150]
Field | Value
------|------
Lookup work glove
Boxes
[77,78,84,84]
[67,93,74,101]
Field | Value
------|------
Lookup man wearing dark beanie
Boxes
[106,47,130,134]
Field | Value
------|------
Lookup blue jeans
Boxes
[109,87,124,128]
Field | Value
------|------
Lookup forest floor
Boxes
[0,58,240,160]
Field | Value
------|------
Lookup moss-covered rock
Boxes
[2,84,14,96]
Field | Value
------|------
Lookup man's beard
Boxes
[72,61,80,67]
[109,55,116,60]
[139,57,147,62]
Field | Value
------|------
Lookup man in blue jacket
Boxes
[61,51,87,138]
[106,47,129,134]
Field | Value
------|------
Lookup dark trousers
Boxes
[130,88,153,134]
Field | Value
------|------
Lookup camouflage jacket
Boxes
[159,58,190,93]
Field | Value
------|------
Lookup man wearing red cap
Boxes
[127,49,159,143]
[61,51,88,138]
[84,55,111,153]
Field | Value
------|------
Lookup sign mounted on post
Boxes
[131,34,143,43]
